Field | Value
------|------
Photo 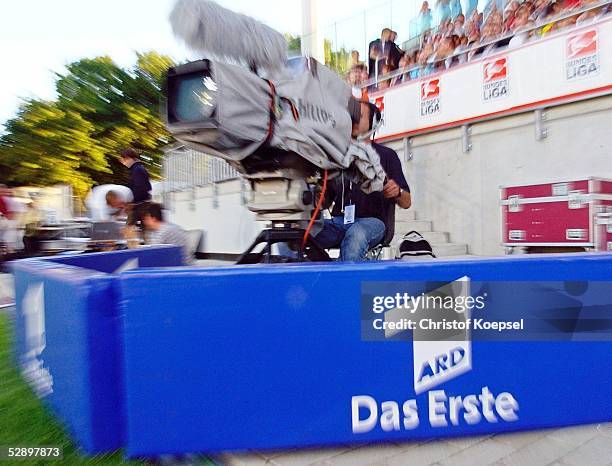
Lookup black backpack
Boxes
[397,231,436,259]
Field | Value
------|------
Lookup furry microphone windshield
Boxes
[169,0,289,71]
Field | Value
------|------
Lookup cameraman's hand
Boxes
[383,180,401,199]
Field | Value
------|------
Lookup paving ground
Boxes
[218,423,612,466]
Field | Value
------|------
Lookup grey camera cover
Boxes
[174,59,384,192]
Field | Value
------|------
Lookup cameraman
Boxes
[315,102,411,261]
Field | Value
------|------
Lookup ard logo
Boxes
[383,277,473,394]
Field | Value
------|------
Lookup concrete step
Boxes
[395,209,416,221]
[432,243,469,257]
[392,231,449,245]
[394,220,432,232]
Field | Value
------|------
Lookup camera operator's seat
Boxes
[365,200,396,260]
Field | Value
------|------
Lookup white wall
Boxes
[166,180,265,254]
[386,94,612,255]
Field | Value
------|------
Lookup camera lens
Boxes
[171,71,218,123]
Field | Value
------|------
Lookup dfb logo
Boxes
[483,57,509,102]
[420,79,441,116]
[565,29,599,81]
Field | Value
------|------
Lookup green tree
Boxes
[0,52,175,196]
[324,39,351,75]
[0,100,108,198]
[55,53,174,186]
[285,33,302,56]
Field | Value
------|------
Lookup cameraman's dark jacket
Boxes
[128,161,152,203]
[325,143,410,223]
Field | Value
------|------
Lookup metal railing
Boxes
[163,145,240,193]
[360,1,611,90]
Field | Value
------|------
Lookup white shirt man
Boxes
[86,184,133,222]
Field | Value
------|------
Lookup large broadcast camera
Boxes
[165,0,385,264]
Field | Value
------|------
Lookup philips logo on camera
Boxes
[297,99,337,128]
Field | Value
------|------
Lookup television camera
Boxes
[165,0,384,263]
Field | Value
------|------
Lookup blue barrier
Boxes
[10,246,183,454]
[119,254,612,457]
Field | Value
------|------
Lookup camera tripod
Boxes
[236,225,331,264]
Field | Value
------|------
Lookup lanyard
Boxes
[340,172,353,214]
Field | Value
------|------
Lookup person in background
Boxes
[119,148,152,230]
[350,50,362,67]
[450,0,463,19]
[376,64,393,90]
[142,203,192,265]
[435,0,452,25]
[368,28,393,78]
[396,53,416,83]
[418,2,433,36]
[347,64,370,100]
[455,34,471,63]
[86,184,134,221]
[314,102,411,262]
[0,186,24,253]
[387,31,403,70]
[462,0,479,18]
[453,13,466,35]
[0,185,12,254]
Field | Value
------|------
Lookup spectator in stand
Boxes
[503,1,521,32]
[417,2,434,35]
[531,0,552,19]
[453,13,466,35]
[577,0,611,23]
[563,0,582,11]
[450,0,463,18]
[509,7,537,47]
[540,2,564,35]
[462,0,479,18]
[368,28,393,78]
[417,41,435,75]
[350,50,362,67]
[432,36,457,70]
[142,203,192,265]
[383,0,603,90]
[377,64,393,90]
[552,12,579,31]
[347,64,369,100]
[396,53,417,83]
[387,30,404,70]
[455,35,470,63]
[435,0,452,25]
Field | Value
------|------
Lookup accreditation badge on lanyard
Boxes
[343,178,355,225]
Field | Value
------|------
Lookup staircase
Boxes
[393,209,469,257]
